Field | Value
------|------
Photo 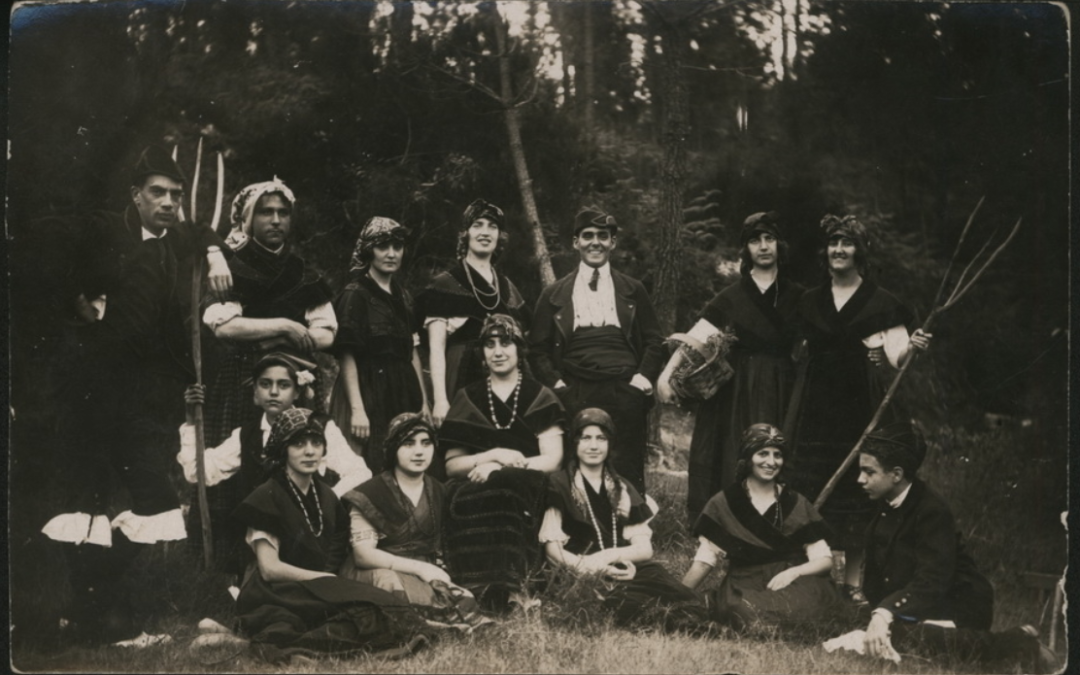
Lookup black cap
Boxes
[131,145,187,186]
[573,206,618,236]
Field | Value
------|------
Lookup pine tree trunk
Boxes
[493,11,556,286]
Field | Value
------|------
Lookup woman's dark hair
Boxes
[738,212,788,276]
[456,228,509,263]
[818,214,871,277]
[475,313,531,375]
[734,423,787,483]
[739,237,790,276]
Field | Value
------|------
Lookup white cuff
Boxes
[111,509,187,544]
[203,302,243,330]
[42,513,113,547]
[686,318,721,344]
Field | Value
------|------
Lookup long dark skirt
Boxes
[328,355,423,474]
[710,560,845,636]
[687,352,793,522]
[602,560,710,632]
[442,468,549,612]
[236,568,426,659]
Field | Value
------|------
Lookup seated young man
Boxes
[849,426,1054,672]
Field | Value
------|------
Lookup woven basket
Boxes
[666,330,737,401]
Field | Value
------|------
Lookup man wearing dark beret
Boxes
[854,426,1054,671]
[529,206,664,494]
[41,145,232,645]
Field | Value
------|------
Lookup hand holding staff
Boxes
[813,198,1022,510]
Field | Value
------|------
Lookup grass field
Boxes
[9,409,1068,673]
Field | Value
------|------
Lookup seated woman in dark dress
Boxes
[232,408,426,662]
[438,314,565,611]
[339,412,490,630]
[541,408,709,631]
[682,423,845,636]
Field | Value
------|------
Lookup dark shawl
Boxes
[415,261,529,344]
[693,484,831,568]
[341,472,446,562]
[546,469,653,555]
[227,242,333,324]
[232,472,350,573]
[797,280,914,357]
[700,276,804,358]
[439,378,565,457]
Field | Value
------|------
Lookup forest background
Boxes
[6,0,1071,672]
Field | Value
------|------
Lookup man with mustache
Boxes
[786,215,930,604]
[529,206,665,495]
[42,145,233,644]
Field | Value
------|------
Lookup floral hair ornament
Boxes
[246,352,319,402]
[461,198,505,231]
[820,214,870,252]
[264,407,327,468]
[350,216,409,273]
[224,177,297,251]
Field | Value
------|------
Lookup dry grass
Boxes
[10,412,1066,674]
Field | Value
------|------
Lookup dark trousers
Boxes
[557,377,653,494]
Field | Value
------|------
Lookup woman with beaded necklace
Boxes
[541,408,709,631]
[231,408,427,661]
[438,314,564,612]
[681,423,845,636]
[416,199,530,427]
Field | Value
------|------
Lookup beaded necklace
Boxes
[744,479,783,530]
[463,261,501,312]
[580,470,619,551]
[487,370,522,430]
[286,474,324,538]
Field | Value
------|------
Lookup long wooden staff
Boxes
[813,202,1021,510]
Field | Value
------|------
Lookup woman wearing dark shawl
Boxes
[416,199,529,427]
[439,314,564,611]
[682,424,844,635]
[786,215,930,599]
[329,217,427,474]
[203,180,336,446]
[541,408,709,631]
[232,408,426,662]
[339,413,491,630]
[657,212,804,523]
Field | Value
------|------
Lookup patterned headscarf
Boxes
[264,408,327,468]
[349,217,409,273]
[461,198,505,231]
[224,178,297,251]
[820,214,870,252]
[739,211,783,245]
[735,423,787,482]
[383,412,438,470]
[479,313,525,345]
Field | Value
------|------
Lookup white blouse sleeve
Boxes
[693,535,725,567]
[538,507,570,545]
[323,421,372,497]
[203,301,243,332]
[177,424,242,486]
[305,301,338,334]
[804,538,832,561]
[246,527,280,551]
[863,325,911,368]
[348,507,382,545]
[425,315,468,337]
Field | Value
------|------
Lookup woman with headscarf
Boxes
[202,179,337,446]
[541,408,709,631]
[416,199,529,427]
[682,423,844,635]
[657,212,804,524]
[786,215,930,602]
[339,413,491,630]
[438,314,564,612]
[329,217,427,474]
[232,408,427,662]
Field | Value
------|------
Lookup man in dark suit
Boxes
[42,145,232,644]
[529,206,664,494]
[856,427,1054,671]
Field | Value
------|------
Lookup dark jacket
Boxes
[863,478,994,629]
[71,205,225,376]
[528,266,665,387]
